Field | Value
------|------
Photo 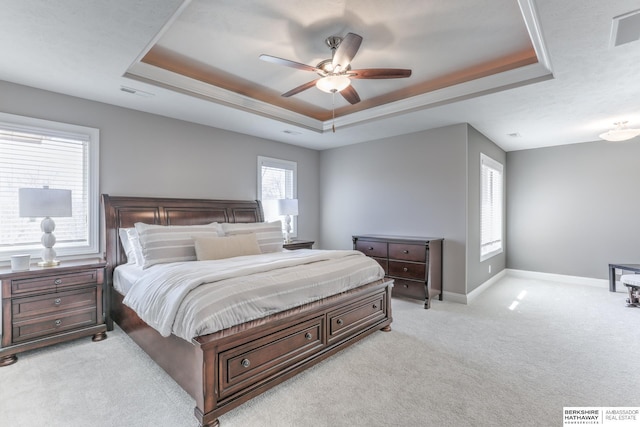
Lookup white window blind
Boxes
[257,156,297,234]
[0,113,99,261]
[480,153,503,261]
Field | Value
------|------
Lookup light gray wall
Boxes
[319,124,468,296]
[0,80,321,247]
[507,140,640,279]
[467,126,506,292]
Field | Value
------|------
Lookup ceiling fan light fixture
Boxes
[599,121,640,141]
[316,75,351,93]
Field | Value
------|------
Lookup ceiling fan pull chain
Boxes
[332,91,336,133]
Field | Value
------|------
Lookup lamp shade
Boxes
[277,198,298,216]
[19,187,72,218]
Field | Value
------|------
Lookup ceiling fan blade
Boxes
[332,32,363,72]
[340,85,361,105]
[348,68,412,79]
[259,54,318,72]
[282,79,320,97]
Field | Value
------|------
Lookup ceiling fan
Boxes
[259,32,412,105]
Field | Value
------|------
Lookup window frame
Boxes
[257,156,298,237]
[480,153,504,262]
[0,112,100,263]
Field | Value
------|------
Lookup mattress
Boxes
[118,249,385,340]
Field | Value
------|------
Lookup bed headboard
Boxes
[102,194,264,271]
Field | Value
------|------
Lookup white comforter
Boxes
[123,249,385,340]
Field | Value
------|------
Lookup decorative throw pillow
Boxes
[221,221,284,253]
[134,222,223,268]
[221,221,284,254]
[194,234,261,261]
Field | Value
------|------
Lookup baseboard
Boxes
[506,269,609,288]
[443,269,508,305]
[443,269,611,306]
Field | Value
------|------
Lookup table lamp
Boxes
[19,186,72,267]
[277,198,298,244]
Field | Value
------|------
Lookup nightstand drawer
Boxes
[12,307,97,343]
[11,269,100,295]
[12,287,97,320]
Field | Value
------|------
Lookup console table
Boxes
[608,263,640,292]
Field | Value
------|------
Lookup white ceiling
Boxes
[1,0,639,151]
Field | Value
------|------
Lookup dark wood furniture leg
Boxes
[609,264,616,292]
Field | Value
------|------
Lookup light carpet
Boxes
[1,275,638,427]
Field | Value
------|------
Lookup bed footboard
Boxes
[194,279,393,427]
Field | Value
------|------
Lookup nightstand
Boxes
[0,259,107,366]
[283,240,315,250]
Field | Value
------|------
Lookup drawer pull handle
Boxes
[403,267,408,272]
[305,332,312,340]
[372,304,378,309]
[54,279,62,285]
[241,358,250,368]
[403,284,409,288]
[368,247,373,251]
[54,319,62,327]
[54,298,61,306]
[336,319,343,325]
[403,250,409,254]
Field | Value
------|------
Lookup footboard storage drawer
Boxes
[327,291,387,345]
[218,316,325,399]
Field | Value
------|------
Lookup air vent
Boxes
[611,9,640,47]
[120,86,154,97]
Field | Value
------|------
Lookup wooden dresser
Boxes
[0,259,107,366]
[353,235,443,309]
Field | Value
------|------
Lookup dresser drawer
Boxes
[219,316,324,400]
[355,240,388,258]
[389,261,426,280]
[12,287,97,320]
[371,257,388,275]
[12,307,97,343]
[328,292,386,344]
[389,243,426,262]
[393,279,426,300]
[11,269,100,295]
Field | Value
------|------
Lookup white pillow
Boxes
[134,222,223,268]
[126,228,144,267]
[221,221,283,253]
[194,234,261,261]
[118,228,137,264]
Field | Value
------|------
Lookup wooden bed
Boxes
[102,194,393,427]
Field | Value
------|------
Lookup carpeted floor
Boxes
[1,274,638,427]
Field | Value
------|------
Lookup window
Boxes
[0,112,99,262]
[257,156,297,235]
[480,153,503,261]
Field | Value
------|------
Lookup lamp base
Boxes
[37,260,61,267]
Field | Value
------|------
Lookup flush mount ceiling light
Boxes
[599,121,640,141]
